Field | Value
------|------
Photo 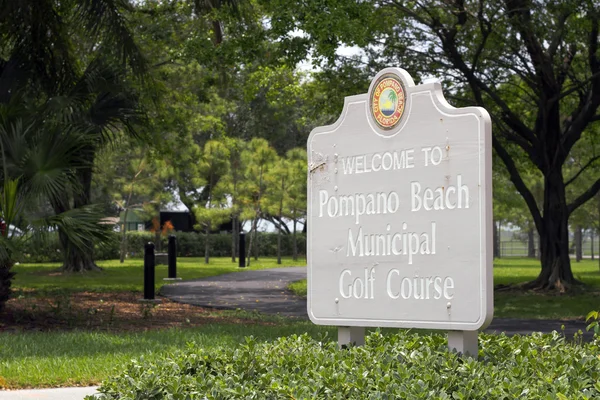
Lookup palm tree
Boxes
[387,90,397,109]
[52,60,142,272]
[1,0,146,272]
[0,102,112,312]
[0,0,146,102]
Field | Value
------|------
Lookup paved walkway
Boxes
[161,266,593,338]
[161,267,307,317]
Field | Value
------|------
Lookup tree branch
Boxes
[440,33,537,147]
[557,71,600,102]
[504,0,556,92]
[492,136,543,234]
[472,2,492,71]
[490,114,537,158]
[556,44,577,89]
[565,155,600,186]
[561,16,600,159]
[548,8,573,60]
[265,215,291,234]
[568,176,600,215]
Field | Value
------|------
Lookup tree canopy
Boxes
[2,0,600,296]
[263,0,600,290]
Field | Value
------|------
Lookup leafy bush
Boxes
[19,231,307,262]
[587,311,600,335]
[91,331,600,399]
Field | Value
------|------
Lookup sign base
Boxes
[447,330,478,357]
[338,327,365,348]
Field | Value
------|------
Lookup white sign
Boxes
[307,68,493,331]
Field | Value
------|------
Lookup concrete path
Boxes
[161,266,593,338]
[0,387,99,400]
[161,267,308,318]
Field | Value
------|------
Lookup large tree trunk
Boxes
[61,165,101,272]
[0,259,15,314]
[525,170,576,291]
[60,230,101,272]
[527,227,536,258]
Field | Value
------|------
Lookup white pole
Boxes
[448,331,478,357]
[338,327,365,348]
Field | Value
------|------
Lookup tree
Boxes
[51,62,143,272]
[284,148,307,261]
[265,0,600,290]
[264,157,295,264]
[193,140,231,264]
[93,141,174,263]
[1,0,146,272]
[240,138,277,266]
[0,103,111,311]
[220,138,247,262]
[567,129,600,263]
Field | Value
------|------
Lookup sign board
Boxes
[307,68,493,331]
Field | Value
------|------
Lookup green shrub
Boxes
[18,231,307,262]
[91,331,600,399]
[19,234,63,263]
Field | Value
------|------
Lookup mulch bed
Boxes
[0,291,273,333]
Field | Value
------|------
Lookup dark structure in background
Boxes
[159,210,242,233]
[160,211,194,232]
[118,209,243,234]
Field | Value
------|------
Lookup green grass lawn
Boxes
[2,257,600,389]
[493,258,600,286]
[289,258,600,319]
[493,258,600,319]
[0,315,331,389]
[11,257,307,295]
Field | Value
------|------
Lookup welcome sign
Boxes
[307,68,493,332]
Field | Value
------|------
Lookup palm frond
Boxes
[0,177,23,229]
[42,59,145,145]
[0,114,92,206]
[0,235,19,264]
[0,0,75,96]
[75,0,147,76]
[42,204,113,252]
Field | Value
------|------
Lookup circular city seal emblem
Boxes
[370,74,406,130]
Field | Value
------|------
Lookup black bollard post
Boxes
[144,242,155,300]
[168,235,177,279]
[238,232,246,268]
